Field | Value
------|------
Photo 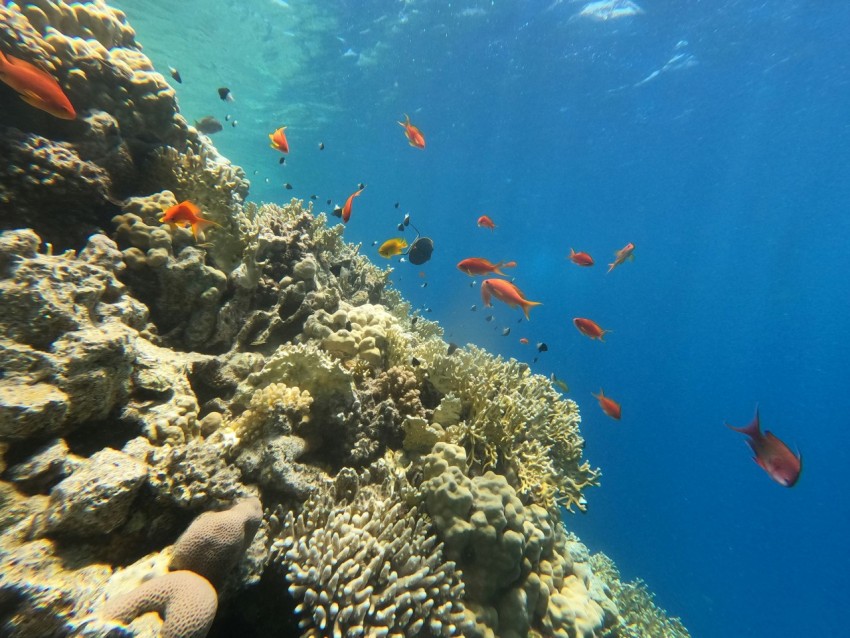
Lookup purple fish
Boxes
[726,407,802,487]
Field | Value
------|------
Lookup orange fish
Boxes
[0,49,75,120]
[573,317,609,341]
[607,242,635,273]
[269,127,289,153]
[341,187,364,223]
[398,114,425,149]
[568,248,594,267]
[593,389,621,420]
[481,278,541,320]
[519,337,529,345]
[726,408,802,487]
[457,257,516,277]
[159,200,221,242]
[477,215,496,230]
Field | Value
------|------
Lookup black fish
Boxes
[371,241,378,246]
[403,213,410,226]
[284,183,293,190]
[194,116,222,134]
[169,66,182,83]
[279,157,286,165]
[253,170,258,175]
[218,87,233,101]
[470,304,477,311]
[397,223,405,231]
[407,236,434,265]
[411,357,420,367]
[327,199,332,205]
[332,206,343,218]
[231,120,238,127]
[470,281,476,287]
[425,307,432,313]
[310,194,318,200]
[411,317,418,325]
[447,342,459,355]
[536,342,548,353]
[358,182,365,189]
[502,328,511,336]
[394,202,400,208]
[319,142,325,150]
[225,114,231,121]
[485,315,494,322]
[421,282,428,288]
[345,320,352,331]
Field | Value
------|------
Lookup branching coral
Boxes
[588,553,691,638]
[419,345,599,511]
[272,468,471,638]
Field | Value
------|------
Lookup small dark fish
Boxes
[345,320,352,331]
[470,304,477,312]
[169,66,182,83]
[394,202,400,209]
[421,282,428,288]
[284,183,293,190]
[194,116,223,134]
[231,120,238,127]
[310,194,318,200]
[502,328,511,336]
[225,114,231,121]
[326,199,332,205]
[253,170,259,175]
[319,142,325,150]
[517,317,523,323]
[371,241,378,246]
[218,87,233,101]
[411,317,418,325]
[533,357,539,363]
[332,206,343,218]
[425,307,432,313]
[470,281,476,287]
[397,223,405,231]
[486,315,494,322]
[411,356,420,367]
[358,182,365,189]
[403,213,410,226]
[447,342,459,355]
[407,236,434,265]
[536,342,548,353]
[279,157,286,165]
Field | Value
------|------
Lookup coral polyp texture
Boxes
[0,1,689,637]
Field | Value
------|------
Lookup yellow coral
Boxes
[229,383,312,443]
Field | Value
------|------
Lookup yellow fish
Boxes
[378,237,408,258]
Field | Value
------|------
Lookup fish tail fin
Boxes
[725,407,761,438]
[192,217,222,241]
[503,260,517,269]
[521,300,542,320]
[593,388,604,400]
[607,262,615,273]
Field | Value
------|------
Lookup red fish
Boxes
[607,242,635,273]
[398,114,425,149]
[519,337,529,344]
[481,278,541,320]
[341,187,364,223]
[457,257,516,277]
[568,248,594,267]
[593,389,621,420]
[159,200,221,242]
[269,126,289,153]
[477,215,496,230]
[0,49,76,120]
[726,408,802,487]
[573,317,609,341]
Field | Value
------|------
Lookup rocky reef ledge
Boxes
[0,2,689,637]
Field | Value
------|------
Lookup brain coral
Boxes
[273,468,472,638]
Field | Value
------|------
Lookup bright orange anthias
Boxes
[398,114,425,149]
[607,242,635,273]
[0,49,75,119]
[342,187,364,223]
[593,389,621,420]
[269,126,289,153]
[159,200,221,242]
[726,408,802,487]
[481,278,541,320]
[477,215,496,230]
[568,248,594,267]
[457,257,516,277]
[573,317,609,341]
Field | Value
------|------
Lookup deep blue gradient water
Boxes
[115,1,850,635]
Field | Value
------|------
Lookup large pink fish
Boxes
[726,408,801,487]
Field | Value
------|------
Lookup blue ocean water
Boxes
[114,0,850,635]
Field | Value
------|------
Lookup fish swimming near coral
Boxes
[194,116,223,134]
[159,200,221,242]
[726,407,802,487]
[341,187,364,223]
[457,257,517,277]
[593,389,621,420]
[0,49,76,119]
[269,126,289,153]
[481,278,541,320]
[378,237,408,258]
[398,113,425,148]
